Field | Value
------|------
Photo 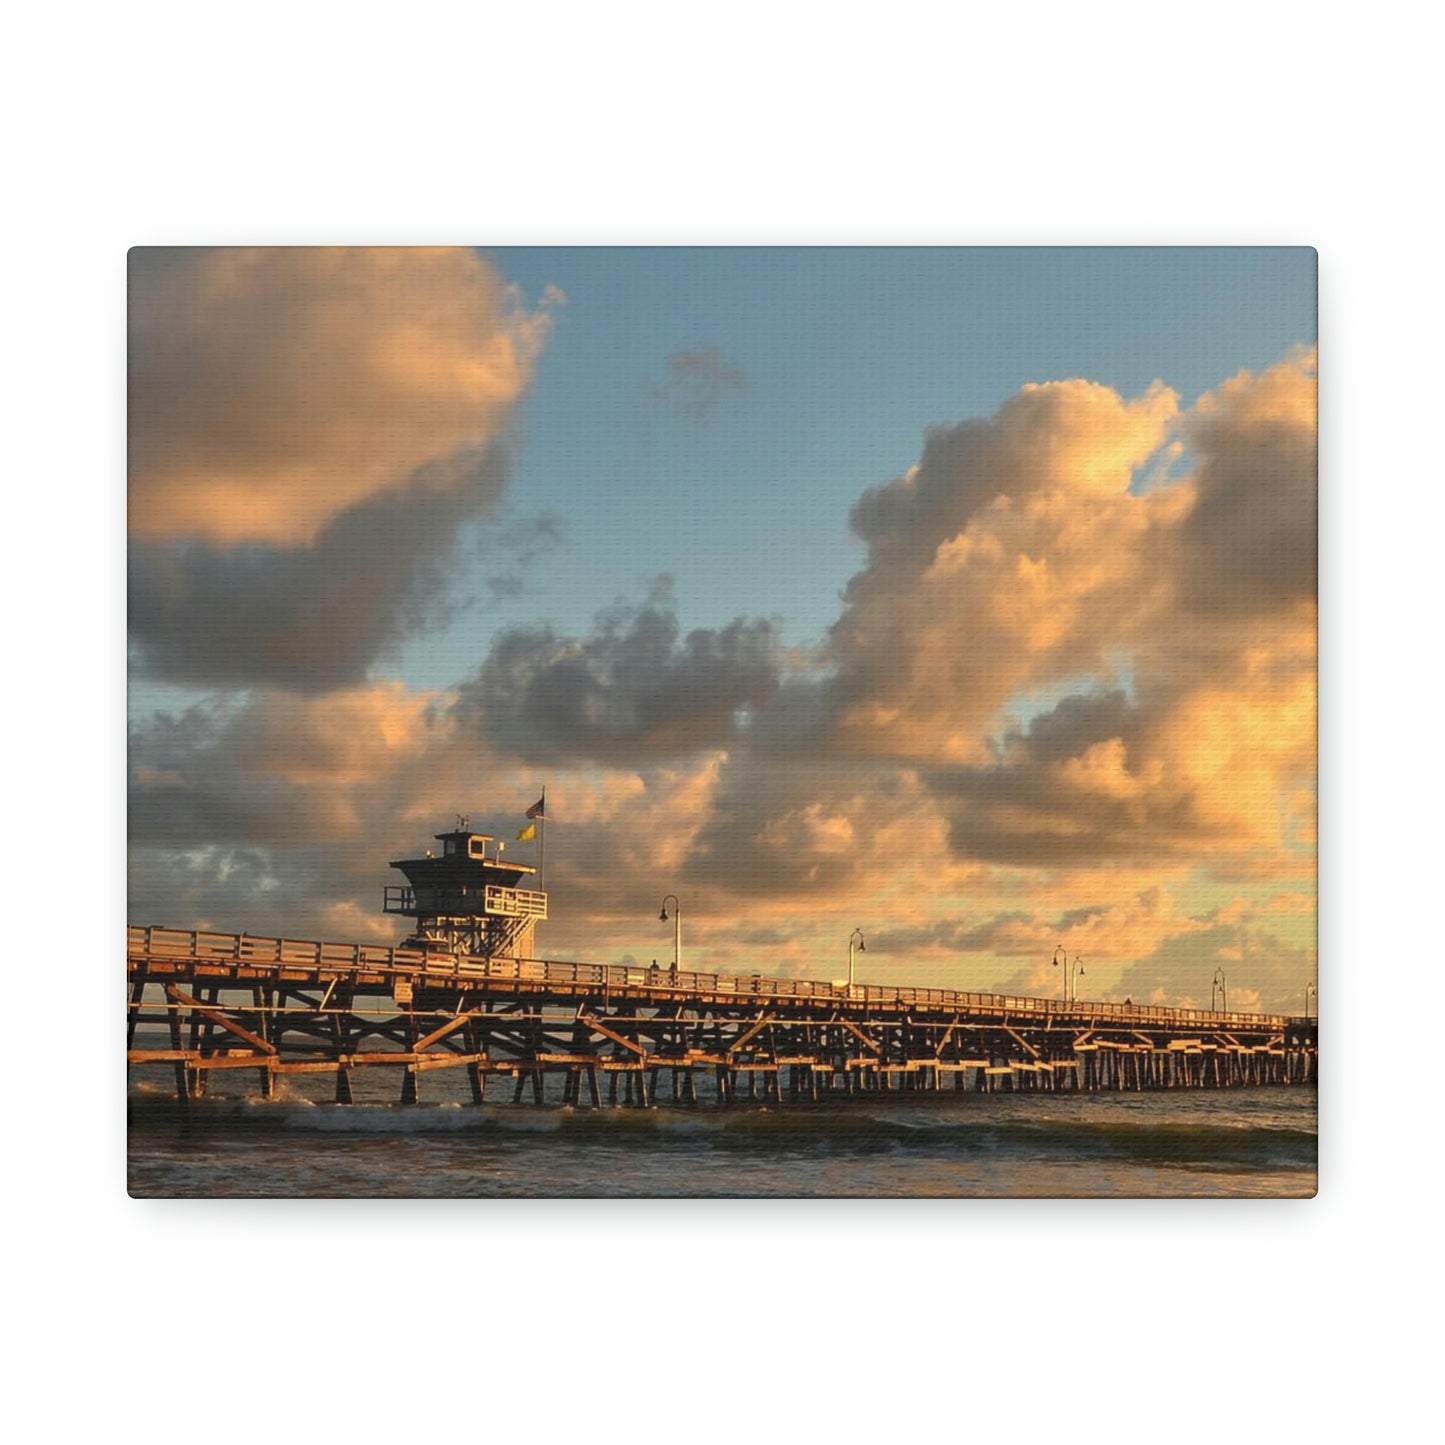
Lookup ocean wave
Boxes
[127,1090,1315,1171]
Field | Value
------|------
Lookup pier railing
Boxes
[128,924,1291,1029]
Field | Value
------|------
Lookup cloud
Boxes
[792,358,1316,879]
[647,346,750,421]
[127,679,732,948]
[825,378,1184,761]
[463,581,781,765]
[128,683,448,848]
[1114,919,1316,1016]
[126,669,1312,1008]
[477,514,565,600]
[128,447,510,690]
[129,247,552,545]
[847,378,1180,580]
[128,248,556,690]
[1180,346,1317,614]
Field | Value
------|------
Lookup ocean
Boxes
[127,1071,1317,1198]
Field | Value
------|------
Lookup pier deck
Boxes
[127,925,1318,1105]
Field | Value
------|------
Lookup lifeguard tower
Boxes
[383,815,548,957]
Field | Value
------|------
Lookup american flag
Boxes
[525,795,545,820]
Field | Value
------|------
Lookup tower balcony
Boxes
[383,883,548,921]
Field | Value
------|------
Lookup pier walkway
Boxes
[127,924,1318,1106]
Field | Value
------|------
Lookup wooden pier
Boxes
[127,925,1318,1106]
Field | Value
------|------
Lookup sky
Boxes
[127,245,1317,1013]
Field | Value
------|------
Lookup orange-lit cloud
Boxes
[129,247,555,546]
[827,378,1182,760]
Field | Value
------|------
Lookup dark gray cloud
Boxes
[129,447,509,691]
[1008,689,1135,763]
[127,839,395,939]
[127,683,460,852]
[138,709,342,850]
[648,347,750,422]
[129,844,283,932]
[130,700,271,846]
[477,514,565,600]
[464,584,781,765]
[684,755,924,899]
[867,911,1040,957]
[1180,351,1318,614]
[922,688,1218,867]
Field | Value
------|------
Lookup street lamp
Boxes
[1053,946,1084,1003]
[849,928,866,992]
[658,895,681,974]
[1212,967,1227,1014]
[1304,981,1317,1020]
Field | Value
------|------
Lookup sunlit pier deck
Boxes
[128,924,1318,1106]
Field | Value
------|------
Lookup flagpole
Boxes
[539,785,546,893]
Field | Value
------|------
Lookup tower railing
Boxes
[483,885,548,918]
[381,885,548,920]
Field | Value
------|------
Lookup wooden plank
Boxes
[1001,1024,1041,1060]
[412,1012,481,1053]
[837,1020,882,1055]
[165,987,276,1055]
[726,1015,776,1058]
[580,1012,647,1057]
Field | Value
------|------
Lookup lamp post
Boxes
[1212,967,1227,1014]
[1053,946,1084,1003]
[658,895,680,974]
[1304,981,1317,1020]
[849,928,866,992]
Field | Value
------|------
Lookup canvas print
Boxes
[127,246,1318,1197]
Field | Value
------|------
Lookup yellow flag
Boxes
[517,822,537,842]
